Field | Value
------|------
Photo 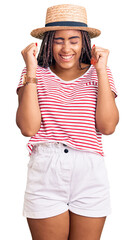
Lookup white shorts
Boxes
[23,142,111,219]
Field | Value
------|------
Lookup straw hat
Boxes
[31,4,101,39]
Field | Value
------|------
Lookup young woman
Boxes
[16,4,119,240]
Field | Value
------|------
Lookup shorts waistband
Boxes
[32,142,71,154]
[31,142,103,160]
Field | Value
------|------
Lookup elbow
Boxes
[16,120,40,137]
[96,122,117,135]
[16,111,41,137]
[20,127,40,137]
[96,112,119,135]
[100,126,116,135]
[21,130,36,137]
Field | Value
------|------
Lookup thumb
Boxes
[33,43,38,57]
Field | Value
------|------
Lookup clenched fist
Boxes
[21,43,38,73]
[91,44,109,71]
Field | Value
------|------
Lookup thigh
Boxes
[27,211,70,240]
[68,211,106,240]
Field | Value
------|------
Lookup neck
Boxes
[50,63,90,81]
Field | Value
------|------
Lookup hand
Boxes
[91,45,109,71]
[21,43,38,73]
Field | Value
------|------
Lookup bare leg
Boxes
[68,211,106,240]
[27,211,70,240]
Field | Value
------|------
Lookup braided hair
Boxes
[37,30,92,69]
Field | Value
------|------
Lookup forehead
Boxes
[54,30,82,38]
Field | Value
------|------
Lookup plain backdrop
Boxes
[1,0,135,239]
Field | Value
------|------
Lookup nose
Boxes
[61,42,71,53]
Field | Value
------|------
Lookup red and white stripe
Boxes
[17,65,117,156]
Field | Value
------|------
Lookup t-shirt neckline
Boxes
[48,65,92,84]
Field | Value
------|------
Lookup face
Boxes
[52,30,82,70]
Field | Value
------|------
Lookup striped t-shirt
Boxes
[17,65,117,156]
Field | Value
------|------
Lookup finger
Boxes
[91,57,97,65]
[91,51,102,64]
[33,49,38,57]
[91,49,98,60]
[95,51,105,62]
[94,48,108,60]
[94,46,105,51]
[22,43,38,53]
[92,48,105,58]
[91,45,100,58]
[91,45,98,64]
[92,45,108,56]
[92,45,107,51]
[26,45,37,54]
[94,48,110,58]
[33,44,38,57]
[26,45,38,58]
[28,43,38,55]
[21,43,34,53]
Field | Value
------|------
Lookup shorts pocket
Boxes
[28,151,52,171]
[25,152,52,194]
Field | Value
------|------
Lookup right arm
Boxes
[16,43,41,137]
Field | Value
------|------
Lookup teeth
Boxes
[61,55,73,59]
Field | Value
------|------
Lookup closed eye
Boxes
[71,42,78,44]
[53,41,63,44]
[54,41,78,45]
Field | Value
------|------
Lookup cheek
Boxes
[74,45,82,58]
[74,41,82,54]
[52,45,59,58]
[52,43,63,55]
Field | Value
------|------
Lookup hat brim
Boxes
[30,26,101,39]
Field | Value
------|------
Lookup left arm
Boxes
[91,46,119,135]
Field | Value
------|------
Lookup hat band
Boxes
[45,21,88,27]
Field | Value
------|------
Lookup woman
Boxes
[16,4,119,240]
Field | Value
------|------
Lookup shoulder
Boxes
[37,65,49,73]
[90,65,112,75]
[36,65,51,78]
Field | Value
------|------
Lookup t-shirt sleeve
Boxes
[16,67,27,94]
[106,66,118,98]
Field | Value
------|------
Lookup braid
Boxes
[37,31,55,68]
[37,30,91,69]
[79,31,92,69]
[42,32,50,67]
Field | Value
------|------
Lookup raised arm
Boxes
[91,45,119,135]
[16,43,41,137]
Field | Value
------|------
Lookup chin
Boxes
[58,61,78,70]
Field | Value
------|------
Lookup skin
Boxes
[16,43,41,136]
[91,45,119,133]
[16,29,119,240]
[50,30,88,80]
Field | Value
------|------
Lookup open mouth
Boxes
[59,54,74,61]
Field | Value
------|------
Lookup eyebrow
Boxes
[54,36,80,40]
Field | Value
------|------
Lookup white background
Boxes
[1,0,135,239]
